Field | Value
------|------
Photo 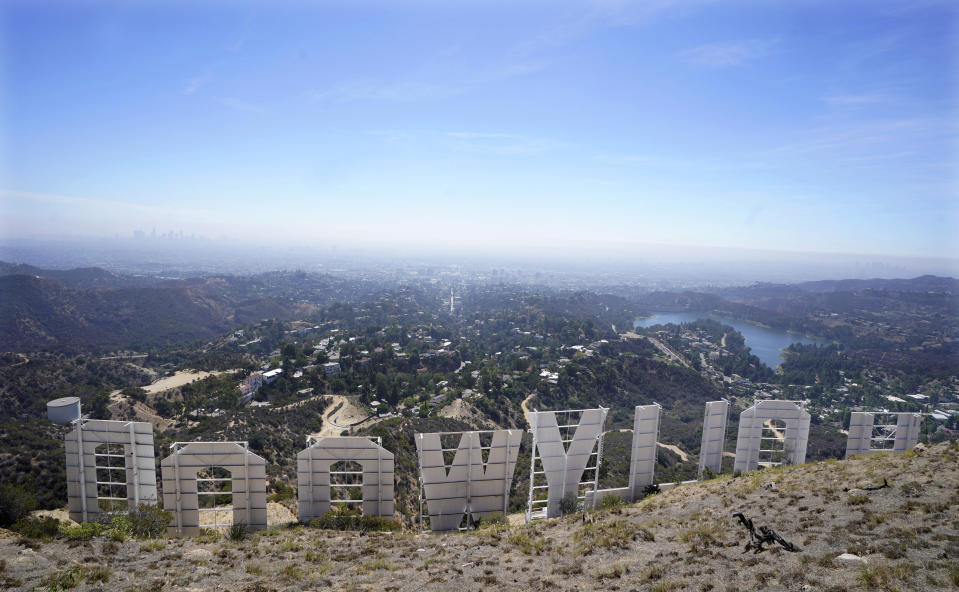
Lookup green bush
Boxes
[599,495,627,511]
[61,522,110,541]
[195,528,221,543]
[559,493,580,516]
[11,516,62,539]
[268,481,295,503]
[309,508,399,532]
[44,565,85,590]
[107,515,132,541]
[86,565,111,584]
[476,512,507,527]
[0,483,37,528]
[227,522,249,541]
[127,504,172,538]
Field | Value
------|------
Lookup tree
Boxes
[90,390,111,419]
[374,373,389,399]
[154,398,173,417]
[249,431,267,451]
[0,482,37,527]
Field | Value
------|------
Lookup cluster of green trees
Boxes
[777,343,861,387]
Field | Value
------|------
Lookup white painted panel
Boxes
[894,413,922,452]
[733,401,810,473]
[845,412,922,457]
[160,442,268,536]
[417,430,521,531]
[296,436,394,522]
[628,404,661,497]
[698,400,729,475]
[64,419,158,523]
[845,412,874,458]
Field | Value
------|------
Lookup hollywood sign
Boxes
[49,397,921,534]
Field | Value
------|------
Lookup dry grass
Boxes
[573,518,649,554]
[1,442,957,591]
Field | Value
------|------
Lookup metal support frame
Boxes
[128,422,140,506]
[244,445,251,521]
[329,463,365,508]
[92,441,128,513]
[869,414,898,450]
[734,400,810,474]
[170,441,250,530]
[525,408,606,523]
[846,411,922,458]
[376,441,383,517]
[162,440,267,535]
[594,428,604,510]
[525,412,538,522]
[757,420,788,468]
[74,418,88,522]
[298,435,391,523]
[196,467,233,529]
[309,435,380,513]
[174,447,182,533]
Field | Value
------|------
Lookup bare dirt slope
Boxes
[437,398,494,428]
[142,369,238,394]
[317,395,368,436]
[2,443,957,591]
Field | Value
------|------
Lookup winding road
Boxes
[645,336,691,369]
[521,392,537,427]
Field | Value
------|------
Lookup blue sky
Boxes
[1,0,956,260]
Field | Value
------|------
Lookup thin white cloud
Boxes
[181,73,211,95]
[0,189,164,214]
[678,39,777,67]
[771,118,931,154]
[0,189,228,219]
[823,93,889,106]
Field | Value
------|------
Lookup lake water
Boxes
[633,312,828,369]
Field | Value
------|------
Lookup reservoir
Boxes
[633,312,828,369]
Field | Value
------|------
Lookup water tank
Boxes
[47,397,81,424]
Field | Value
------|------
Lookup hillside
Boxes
[2,443,956,591]
[0,273,326,352]
[0,261,139,290]
[728,275,959,296]
[0,275,233,351]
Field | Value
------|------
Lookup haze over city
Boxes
[1,0,957,277]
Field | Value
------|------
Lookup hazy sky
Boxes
[1,0,957,260]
